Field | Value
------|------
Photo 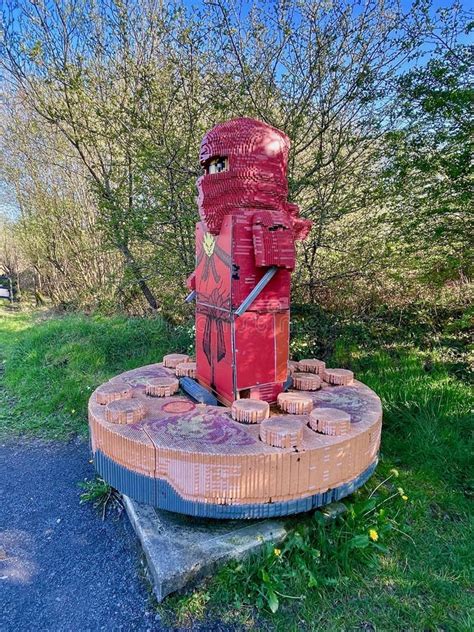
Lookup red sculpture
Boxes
[187,118,312,405]
[89,117,381,520]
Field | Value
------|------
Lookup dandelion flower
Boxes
[369,529,379,542]
[71,409,76,414]
[390,468,399,478]
[274,548,281,556]
[397,487,405,496]
[402,495,408,501]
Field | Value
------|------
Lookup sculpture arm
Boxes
[186,271,196,291]
[252,210,296,270]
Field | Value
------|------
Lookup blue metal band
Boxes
[94,451,378,519]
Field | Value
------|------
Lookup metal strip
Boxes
[234,266,278,316]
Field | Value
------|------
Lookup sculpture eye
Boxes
[205,156,228,174]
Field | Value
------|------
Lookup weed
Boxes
[79,477,123,520]
[207,471,409,617]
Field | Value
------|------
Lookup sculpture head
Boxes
[197,117,291,234]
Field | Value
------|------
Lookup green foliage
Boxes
[0,307,191,438]
[79,476,123,520]
[79,477,111,504]
[291,300,473,382]
[383,11,473,284]
[208,481,405,617]
[2,1,471,317]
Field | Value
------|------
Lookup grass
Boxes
[79,476,124,520]
[0,306,192,438]
[0,304,472,630]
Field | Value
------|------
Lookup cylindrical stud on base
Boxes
[175,361,197,378]
[277,392,313,414]
[292,372,321,391]
[231,399,269,423]
[298,359,326,375]
[260,417,304,449]
[105,399,145,425]
[309,407,351,435]
[287,360,300,376]
[163,353,190,369]
[145,377,180,397]
[96,381,133,405]
[323,369,354,386]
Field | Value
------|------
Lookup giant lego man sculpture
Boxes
[89,116,382,519]
[187,118,312,406]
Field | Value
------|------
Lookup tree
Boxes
[1,0,469,316]
[201,0,429,303]
[384,3,473,285]
[0,214,25,302]
[0,100,121,308]
[1,0,173,309]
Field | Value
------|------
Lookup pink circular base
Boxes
[88,363,382,514]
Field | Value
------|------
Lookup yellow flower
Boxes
[71,409,76,414]
[397,487,405,496]
[369,529,379,542]
[390,468,399,478]
[274,548,281,557]
[402,495,408,501]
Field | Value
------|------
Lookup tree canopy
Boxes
[0,0,471,316]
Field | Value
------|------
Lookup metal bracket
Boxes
[234,266,278,317]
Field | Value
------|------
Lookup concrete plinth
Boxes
[123,495,346,601]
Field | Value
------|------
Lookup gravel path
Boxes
[0,437,163,632]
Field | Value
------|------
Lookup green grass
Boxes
[0,305,472,630]
[0,306,191,438]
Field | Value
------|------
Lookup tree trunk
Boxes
[15,272,21,302]
[34,267,45,306]
[8,276,13,305]
[120,243,158,310]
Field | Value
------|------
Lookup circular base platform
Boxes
[88,363,382,519]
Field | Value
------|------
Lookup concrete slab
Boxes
[123,495,346,601]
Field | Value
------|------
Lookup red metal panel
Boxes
[195,220,232,311]
[196,306,234,404]
[249,382,285,403]
[252,211,295,269]
[234,312,276,390]
[275,312,290,383]
[195,217,234,403]
[231,213,290,311]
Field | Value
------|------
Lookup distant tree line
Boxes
[0,0,472,319]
